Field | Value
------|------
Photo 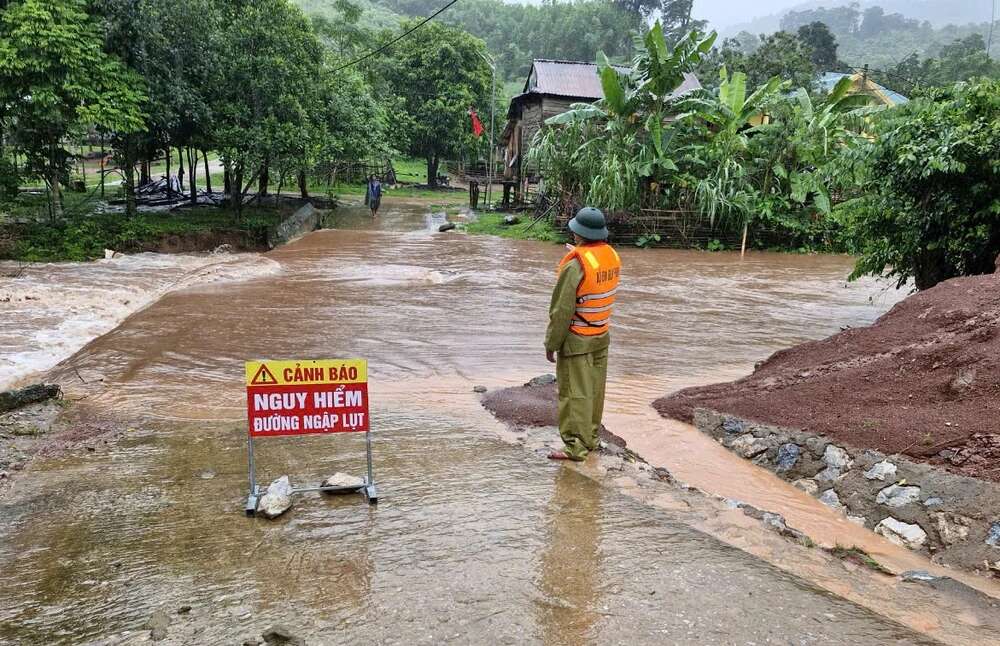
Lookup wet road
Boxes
[0,199,981,645]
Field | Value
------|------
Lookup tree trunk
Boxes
[99,137,106,199]
[298,170,309,199]
[165,148,171,194]
[275,172,285,205]
[223,165,231,197]
[140,158,150,185]
[257,157,269,202]
[123,138,138,218]
[48,152,63,221]
[203,150,212,194]
[427,155,439,188]
[187,146,196,203]
[233,164,244,219]
[177,146,184,191]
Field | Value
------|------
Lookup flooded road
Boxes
[2,200,994,645]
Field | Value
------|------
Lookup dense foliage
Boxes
[777,3,1000,82]
[532,23,873,252]
[0,0,145,218]
[371,0,642,81]
[837,79,1000,290]
[372,21,492,186]
[0,0,484,222]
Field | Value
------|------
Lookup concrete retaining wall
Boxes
[693,408,1000,577]
[267,203,320,248]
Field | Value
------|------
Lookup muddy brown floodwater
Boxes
[0,200,996,645]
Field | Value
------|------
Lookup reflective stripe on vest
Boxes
[557,242,622,337]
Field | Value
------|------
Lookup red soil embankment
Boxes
[655,271,1000,483]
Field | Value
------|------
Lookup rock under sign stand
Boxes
[320,472,364,493]
[257,476,293,518]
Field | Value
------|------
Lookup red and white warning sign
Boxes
[245,359,368,437]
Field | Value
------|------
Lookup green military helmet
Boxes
[568,206,609,241]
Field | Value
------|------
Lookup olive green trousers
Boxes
[556,346,609,461]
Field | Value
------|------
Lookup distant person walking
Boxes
[365,174,382,218]
[545,207,621,461]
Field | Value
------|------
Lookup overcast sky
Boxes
[691,0,809,30]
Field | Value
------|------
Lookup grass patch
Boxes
[462,212,564,243]
[0,193,287,262]
[827,545,893,575]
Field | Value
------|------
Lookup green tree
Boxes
[659,0,707,45]
[797,21,839,70]
[212,0,324,215]
[744,31,817,92]
[839,79,1000,289]
[0,0,145,219]
[375,21,491,187]
[96,0,221,212]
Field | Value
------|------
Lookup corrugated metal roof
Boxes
[818,72,909,105]
[525,59,701,100]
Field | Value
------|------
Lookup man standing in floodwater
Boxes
[365,174,382,218]
[545,207,621,461]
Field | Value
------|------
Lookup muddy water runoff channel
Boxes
[1,200,996,645]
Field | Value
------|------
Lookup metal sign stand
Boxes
[245,428,377,517]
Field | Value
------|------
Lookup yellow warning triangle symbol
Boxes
[251,364,278,385]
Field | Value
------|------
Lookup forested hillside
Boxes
[725,0,996,35]
[368,0,642,80]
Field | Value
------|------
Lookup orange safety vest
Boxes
[557,242,621,337]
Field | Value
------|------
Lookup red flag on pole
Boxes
[469,109,484,137]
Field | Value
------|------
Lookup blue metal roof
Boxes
[818,72,909,105]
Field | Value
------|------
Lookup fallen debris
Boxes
[0,384,61,414]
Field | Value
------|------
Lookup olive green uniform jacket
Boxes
[545,258,610,460]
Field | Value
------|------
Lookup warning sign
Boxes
[246,359,369,437]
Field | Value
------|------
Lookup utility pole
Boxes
[478,49,496,211]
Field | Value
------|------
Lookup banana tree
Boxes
[536,23,717,212]
[678,66,786,254]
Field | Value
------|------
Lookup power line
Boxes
[331,0,461,72]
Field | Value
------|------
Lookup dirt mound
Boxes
[482,381,627,448]
[655,271,1000,483]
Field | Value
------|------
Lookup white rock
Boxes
[258,476,293,518]
[864,460,897,481]
[875,517,927,549]
[847,515,867,526]
[814,466,842,483]
[792,478,820,495]
[728,433,767,459]
[823,445,853,470]
[321,472,364,491]
[876,484,921,508]
[819,489,845,512]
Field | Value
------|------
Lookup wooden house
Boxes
[499,59,701,204]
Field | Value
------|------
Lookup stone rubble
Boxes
[875,517,928,549]
[320,472,364,492]
[822,444,852,470]
[875,483,922,508]
[864,460,897,481]
[258,476,293,518]
[818,489,845,512]
[931,512,972,546]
